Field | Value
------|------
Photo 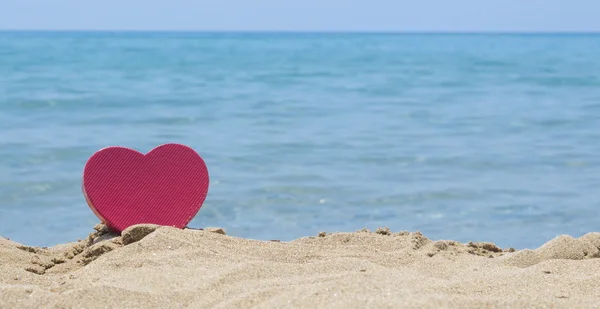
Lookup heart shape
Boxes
[82,143,209,233]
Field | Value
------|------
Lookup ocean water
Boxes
[1,32,600,249]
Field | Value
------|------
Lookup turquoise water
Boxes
[1,32,600,249]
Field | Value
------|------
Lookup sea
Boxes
[1,31,600,249]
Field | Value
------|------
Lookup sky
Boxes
[0,0,598,32]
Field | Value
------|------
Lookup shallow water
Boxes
[1,32,600,249]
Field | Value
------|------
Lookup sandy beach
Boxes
[1,225,599,308]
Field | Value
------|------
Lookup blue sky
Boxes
[0,0,597,32]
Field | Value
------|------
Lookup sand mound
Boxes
[502,232,600,268]
[2,226,600,308]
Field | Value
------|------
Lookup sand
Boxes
[1,225,600,308]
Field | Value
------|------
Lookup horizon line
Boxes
[1,29,600,35]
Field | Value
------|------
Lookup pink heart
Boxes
[82,143,209,232]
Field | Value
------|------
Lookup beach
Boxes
[2,224,599,308]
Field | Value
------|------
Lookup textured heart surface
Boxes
[82,143,209,233]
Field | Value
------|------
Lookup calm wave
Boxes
[1,32,600,249]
